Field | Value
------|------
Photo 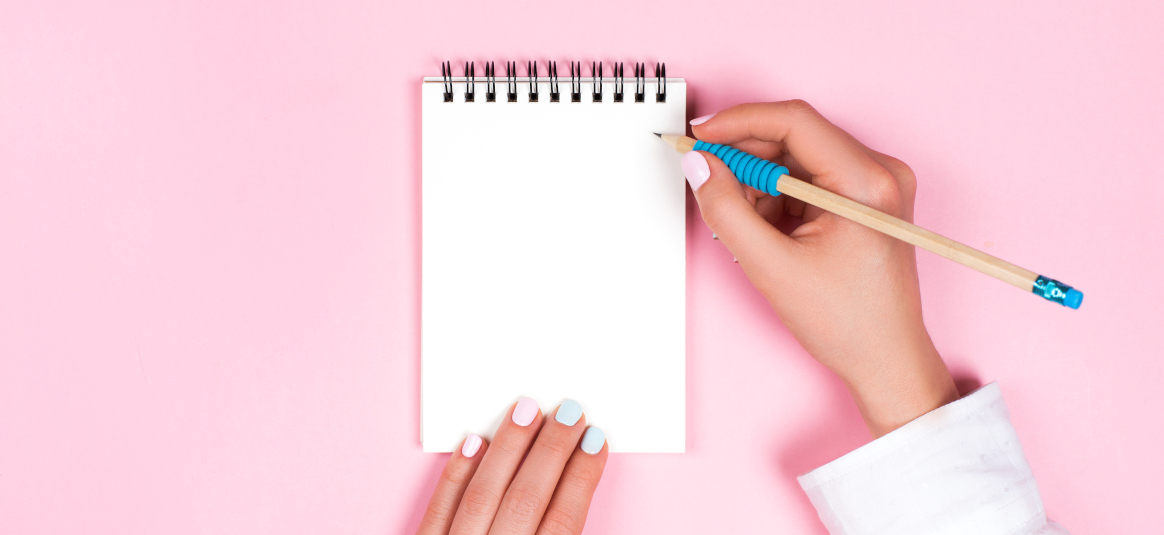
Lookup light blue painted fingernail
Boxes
[580,427,605,455]
[555,399,583,426]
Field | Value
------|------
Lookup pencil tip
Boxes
[653,132,662,138]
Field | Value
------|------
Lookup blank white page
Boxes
[421,77,686,453]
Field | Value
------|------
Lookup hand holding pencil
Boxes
[662,106,1080,310]
[672,101,1029,436]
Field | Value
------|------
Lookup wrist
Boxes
[833,333,959,438]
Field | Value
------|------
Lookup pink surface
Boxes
[2,1,1162,533]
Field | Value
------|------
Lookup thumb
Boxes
[681,150,796,265]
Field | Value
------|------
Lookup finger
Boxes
[734,139,812,222]
[680,150,799,269]
[787,197,809,220]
[776,150,812,184]
[753,193,786,228]
[690,101,897,209]
[729,138,783,161]
[488,400,589,535]
[743,187,758,207]
[449,398,544,535]
[417,435,489,535]
[535,427,608,535]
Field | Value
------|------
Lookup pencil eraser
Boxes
[1064,288,1083,309]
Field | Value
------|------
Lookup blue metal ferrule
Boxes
[1033,275,1084,309]
[693,140,789,197]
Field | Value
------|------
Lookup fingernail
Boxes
[712,233,718,240]
[689,113,715,126]
[512,397,539,426]
[733,256,738,263]
[462,434,482,457]
[680,151,711,191]
[555,399,583,426]
[581,427,605,455]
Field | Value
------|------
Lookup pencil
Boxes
[657,133,1083,309]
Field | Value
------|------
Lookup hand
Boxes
[684,101,959,437]
[416,398,608,535]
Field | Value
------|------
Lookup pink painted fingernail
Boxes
[462,434,482,457]
[680,151,711,191]
[512,397,539,426]
[690,113,715,126]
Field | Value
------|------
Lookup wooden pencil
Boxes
[657,133,1083,309]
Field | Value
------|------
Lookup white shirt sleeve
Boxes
[797,382,1070,535]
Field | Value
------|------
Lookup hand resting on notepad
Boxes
[415,398,607,535]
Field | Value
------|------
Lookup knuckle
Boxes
[700,202,728,232]
[562,461,603,489]
[539,508,582,535]
[884,155,915,181]
[574,462,604,485]
[495,439,523,458]
[443,466,472,489]
[423,499,456,529]
[460,486,499,518]
[698,188,736,232]
[492,434,531,460]
[881,155,918,191]
[784,99,818,117]
[503,486,546,526]
[864,168,905,213]
[539,433,577,458]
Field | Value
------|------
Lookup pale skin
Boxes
[417,100,959,534]
[416,402,608,535]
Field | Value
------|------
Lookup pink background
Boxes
[2,0,1162,533]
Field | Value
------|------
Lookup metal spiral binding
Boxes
[548,62,560,102]
[484,62,496,102]
[440,61,453,102]
[570,62,582,102]
[634,63,646,102]
[527,61,538,102]
[463,62,475,102]
[591,62,603,102]
[655,63,666,102]
[505,62,518,102]
[438,61,667,104]
[613,63,625,102]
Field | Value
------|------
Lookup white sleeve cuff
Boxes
[797,382,1069,535]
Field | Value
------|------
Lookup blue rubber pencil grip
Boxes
[692,140,790,197]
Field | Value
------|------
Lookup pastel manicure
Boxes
[690,113,715,126]
[512,397,539,426]
[555,399,583,426]
[581,427,605,455]
[462,434,482,457]
[680,151,711,191]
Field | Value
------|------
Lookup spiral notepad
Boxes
[421,62,686,453]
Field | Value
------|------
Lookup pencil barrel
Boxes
[686,138,1083,309]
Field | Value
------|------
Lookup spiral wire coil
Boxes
[440,61,667,104]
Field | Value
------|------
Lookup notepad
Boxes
[421,67,686,452]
